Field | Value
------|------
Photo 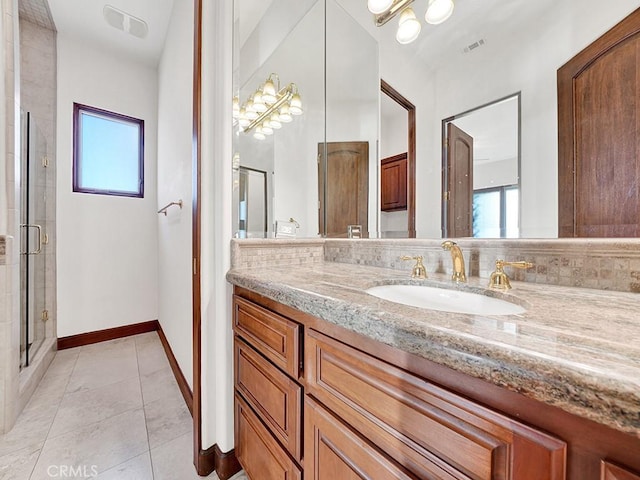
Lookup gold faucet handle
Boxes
[400,256,427,279]
[489,260,534,290]
[500,260,534,270]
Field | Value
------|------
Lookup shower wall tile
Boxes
[19,16,57,344]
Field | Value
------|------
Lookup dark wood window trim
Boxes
[72,102,145,198]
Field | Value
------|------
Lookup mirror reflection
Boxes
[443,94,520,239]
[233,0,639,239]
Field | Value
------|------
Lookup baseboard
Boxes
[157,326,194,415]
[196,444,241,479]
[57,320,160,350]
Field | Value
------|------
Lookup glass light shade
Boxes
[425,0,454,25]
[269,113,282,129]
[252,91,267,112]
[367,0,394,14]
[262,79,277,104]
[289,94,303,115]
[396,8,421,44]
[279,105,293,123]
[232,96,240,117]
[238,108,250,127]
[261,122,273,135]
[253,127,265,140]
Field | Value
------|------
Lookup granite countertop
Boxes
[226,262,640,437]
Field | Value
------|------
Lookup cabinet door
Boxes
[602,461,640,480]
[305,396,420,480]
[306,329,566,480]
[381,153,408,212]
[235,394,302,480]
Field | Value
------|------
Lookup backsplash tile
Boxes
[231,238,640,293]
[231,239,325,269]
[325,239,640,293]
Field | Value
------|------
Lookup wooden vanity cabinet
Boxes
[233,295,304,478]
[232,288,640,480]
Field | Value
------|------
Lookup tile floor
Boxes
[0,333,246,480]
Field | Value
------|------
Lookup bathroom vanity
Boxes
[228,258,640,480]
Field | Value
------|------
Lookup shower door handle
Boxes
[20,224,42,255]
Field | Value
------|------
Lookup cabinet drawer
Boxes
[305,396,421,480]
[235,336,303,461]
[602,461,640,480]
[233,296,301,379]
[235,393,302,480]
[306,330,566,480]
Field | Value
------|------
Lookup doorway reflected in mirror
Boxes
[442,93,520,238]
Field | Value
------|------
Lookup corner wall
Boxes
[56,35,159,337]
[156,0,194,389]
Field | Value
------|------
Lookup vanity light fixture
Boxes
[396,7,421,44]
[368,0,395,15]
[234,73,303,140]
[424,0,454,24]
[368,0,454,44]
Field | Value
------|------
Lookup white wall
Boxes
[202,0,235,453]
[156,0,194,386]
[56,35,159,337]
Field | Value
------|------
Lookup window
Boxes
[472,186,519,238]
[73,103,144,197]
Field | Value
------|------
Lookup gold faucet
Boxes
[441,241,466,283]
[400,256,427,279]
[488,260,534,290]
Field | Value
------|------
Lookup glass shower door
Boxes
[20,112,48,368]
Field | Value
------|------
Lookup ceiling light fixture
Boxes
[396,7,421,44]
[233,73,303,140]
[424,0,454,24]
[367,0,395,15]
[370,0,415,26]
[368,0,454,44]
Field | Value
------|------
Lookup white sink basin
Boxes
[366,284,526,316]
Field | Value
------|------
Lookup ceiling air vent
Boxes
[103,5,148,39]
[463,38,486,54]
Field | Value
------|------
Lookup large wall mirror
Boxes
[233,0,639,239]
